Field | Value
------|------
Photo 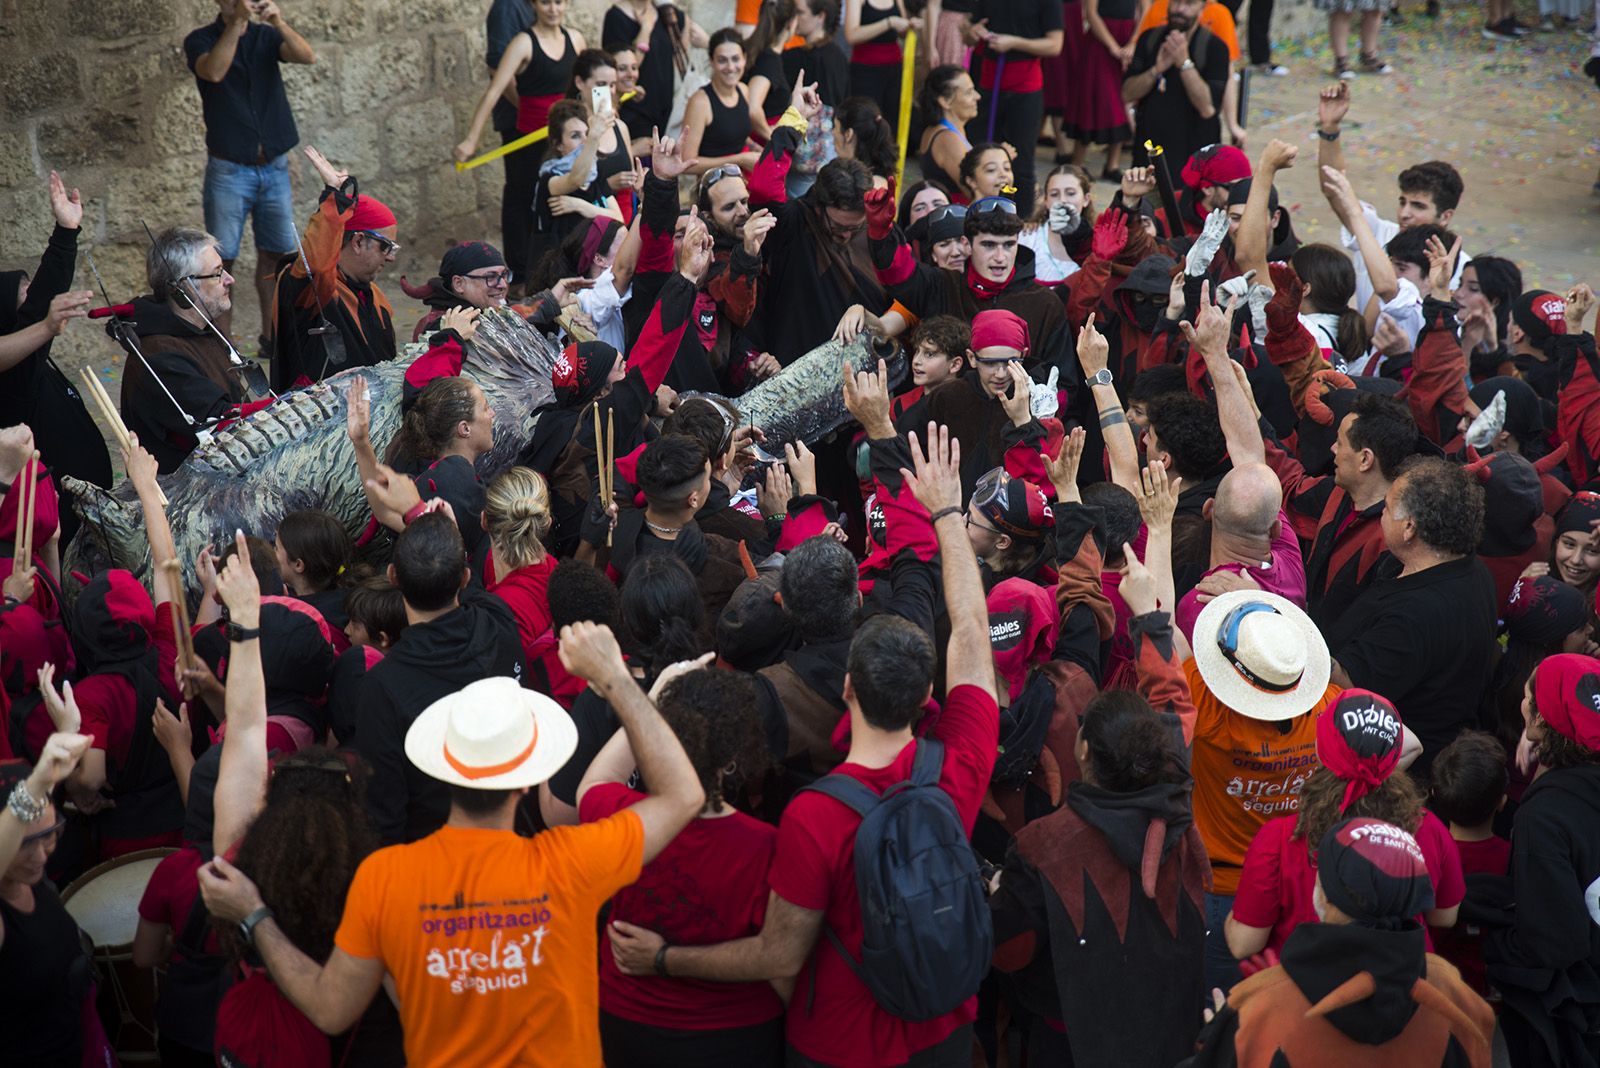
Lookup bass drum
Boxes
[61,847,176,1065]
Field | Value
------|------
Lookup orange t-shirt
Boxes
[1137,0,1241,62]
[335,815,644,1068]
[1183,659,1338,895]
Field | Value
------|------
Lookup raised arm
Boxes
[1135,459,1182,619]
[1235,140,1296,283]
[1079,314,1141,490]
[549,112,618,196]
[1183,287,1264,465]
[455,35,530,162]
[192,0,249,83]
[901,423,997,698]
[262,2,315,64]
[557,622,704,863]
[0,733,90,948]
[123,440,182,607]
[211,532,268,858]
[1321,165,1396,307]
[1316,83,1349,175]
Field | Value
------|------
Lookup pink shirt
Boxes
[1175,510,1307,644]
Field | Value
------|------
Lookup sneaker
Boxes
[1503,16,1533,35]
[1335,58,1356,79]
[1252,62,1290,75]
[1482,22,1516,39]
[1359,52,1394,74]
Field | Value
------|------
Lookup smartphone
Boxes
[591,85,613,118]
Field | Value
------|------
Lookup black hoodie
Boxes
[1186,922,1489,1067]
[352,586,524,845]
[116,295,248,472]
[990,779,1208,1068]
[1483,762,1600,1067]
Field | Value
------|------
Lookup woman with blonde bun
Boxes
[482,467,560,675]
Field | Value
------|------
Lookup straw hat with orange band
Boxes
[405,676,578,789]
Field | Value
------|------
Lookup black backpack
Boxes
[802,739,994,1021]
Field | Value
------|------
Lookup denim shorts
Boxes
[202,152,298,259]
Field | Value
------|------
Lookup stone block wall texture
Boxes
[0,0,737,384]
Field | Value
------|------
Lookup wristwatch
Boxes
[1316,128,1341,141]
[239,905,275,949]
[224,620,262,643]
[1179,58,1195,71]
[1088,368,1114,388]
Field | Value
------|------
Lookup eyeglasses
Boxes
[466,268,512,286]
[970,196,1019,216]
[964,512,1000,535]
[823,211,868,237]
[21,818,65,848]
[185,270,228,284]
[357,230,401,255]
[698,164,744,201]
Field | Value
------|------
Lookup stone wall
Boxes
[0,0,737,378]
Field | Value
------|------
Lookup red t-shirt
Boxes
[1232,810,1466,954]
[579,783,783,1030]
[1430,834,1510,998]
[486,554,559,660]
[767,684,999,1067]
[137,847,219,963]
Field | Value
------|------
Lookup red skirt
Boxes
[1063,12,1135,145]
[1043,2,1077,115]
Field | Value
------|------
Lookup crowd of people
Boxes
[2,0,1600,1066]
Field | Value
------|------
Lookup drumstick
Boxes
[162,560,196,679]
[79,367,168,506]
[16,450,37,571]
[605,408,615,548]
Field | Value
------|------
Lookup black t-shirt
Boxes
[605,3,681,132]
[1124,24,1228,170]
[546,686,621,806]
[183,19,299,163]
[783,39,850,108]
[971,0,1064,40]
[1324,554,1498,779]
[747,49,792,119]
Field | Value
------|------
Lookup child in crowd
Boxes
[1428,730,1511,1001]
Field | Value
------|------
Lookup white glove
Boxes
[1186,208,1230,277]
[1029,366,1060,419]
[1047,202,1080,235]
[1465,390,1507,450]
[1246,283,1274,338]
[1216,269,1258,304]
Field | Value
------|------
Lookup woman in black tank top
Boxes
[744,2,798,123]
[457,10,588,162]
[679,28,760,175]
[844,0,911,121]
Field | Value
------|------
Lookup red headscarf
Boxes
[344,195,397,232]
[1316,689,1404,811]
[1533,653,1600,751]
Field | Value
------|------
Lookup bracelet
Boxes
[928,505,963,525]
[654,943,671,977]
[766,512,787,521]
[7,781,45,824]
[1316,128,1340,142]
[402,501,429,527]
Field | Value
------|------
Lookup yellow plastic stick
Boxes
[894,30,918,191]
[455,91,639,173]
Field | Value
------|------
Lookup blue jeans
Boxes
[1204,892,1243,997]
[203,153,297,260]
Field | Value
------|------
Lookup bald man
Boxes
[1174,461,1309,643]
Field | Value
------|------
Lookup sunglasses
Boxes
[698,164,744,201]
[927,204,969,226]
[969,196,1019,216]
[1215,601,1303,693]
[357,230,401,255]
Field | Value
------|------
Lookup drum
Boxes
[61,847,175,1065]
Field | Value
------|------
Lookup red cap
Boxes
[1316,689,1403,810]
[1533,653,1600,750]
[1180,144,1252,191]
[344,195,398,232]
[970,309,1030,355]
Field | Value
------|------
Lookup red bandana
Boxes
[966,260,1015,302]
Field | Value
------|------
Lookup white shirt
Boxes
[575,267,630,353]
[1340,200,1470,316]
[1019,227,1081,286]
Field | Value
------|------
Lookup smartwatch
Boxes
[239,905,275,949]
[1088,368,1114,388]
[224,621,262,643]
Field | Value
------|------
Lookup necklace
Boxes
[645,519,683,536]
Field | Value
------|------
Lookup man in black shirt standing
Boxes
[184,0,315,353]
[1121,0,1228,171]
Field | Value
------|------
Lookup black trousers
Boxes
[1221,0,1275,64]
[600,1010,785,1068]
[499,127,541,286]
[787,1023,974,1068]
[967,89,1045,216]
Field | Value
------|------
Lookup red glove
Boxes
[1265,261,1305,335]
[864,176,898,241]
[1091,207,1128,262]
[1237,948,1281,977]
